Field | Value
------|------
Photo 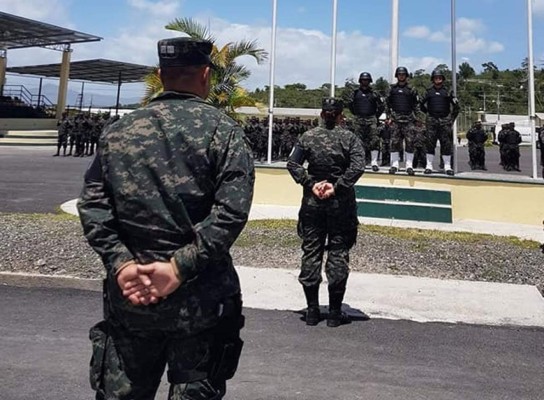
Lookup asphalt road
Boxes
[1,285,543,400]
[1,146,543,399]
[0,145,541,214]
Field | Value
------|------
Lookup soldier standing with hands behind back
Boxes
[287,97,365,328]
[78,37,255,400]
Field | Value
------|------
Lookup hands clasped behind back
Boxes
[117,261,182,306]
[312,180,335,200]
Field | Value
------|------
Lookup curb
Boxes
[0,272,101,292]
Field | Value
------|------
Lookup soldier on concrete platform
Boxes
[385,66,420,175]
[349,72,384,171]
[420,68,460,176]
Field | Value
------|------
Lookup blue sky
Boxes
[2,0,544,105]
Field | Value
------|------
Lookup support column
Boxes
[56,46,72,119]
[0,49,7,97]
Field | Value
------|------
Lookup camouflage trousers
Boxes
[297,197,358,291]
[390,119,415,153]
[426,117,453,156]
[355,118,381,152]
[500,144,520,171]
[89,300,244,400]
[468,144,486,170]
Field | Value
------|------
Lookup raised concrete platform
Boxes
[0,129,57,146]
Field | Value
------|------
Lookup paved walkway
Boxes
[59,200,544,328]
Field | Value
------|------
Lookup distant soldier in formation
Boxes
[53,111,69,157]
[385,66,419,175]
[497,123,508,167]
[349,71,384,171]
[498,122,522,171]
[420,68,460,176]
[466,120,488,170]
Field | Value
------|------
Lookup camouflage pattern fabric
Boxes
[389,119,415,153]
[78,91,254,399]
[425,116,454,156]
[498,128,522,171]
[89,310,242,400]
[287,125,365,290]
[466,126,488,170]
[354,116,380,161]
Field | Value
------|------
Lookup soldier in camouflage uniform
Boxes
[385,67,420,175]
[287,97,365,328]
[78,37,255,400]
[466,120,488,170]
[349,72,384,171]
[498,122,522,171]
[53,111,69,156]
[420,68,460,176]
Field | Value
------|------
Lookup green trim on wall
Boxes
[355,185,451,205]
[357,201,453,223]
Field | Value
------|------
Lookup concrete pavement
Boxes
[57,200,544,328]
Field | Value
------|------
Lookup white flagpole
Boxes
[331,0,338,97]
[451,0,458,174]
[267,0,278,164]
[330,0,338,97]
[527,0,538,179]
[390,0,399,82]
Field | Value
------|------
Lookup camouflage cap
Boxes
[322,97,344,112]
[157,37,214,68]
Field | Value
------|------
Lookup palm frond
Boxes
[141,67,163,105]
[165,18,216,42]
[226,40,268,64]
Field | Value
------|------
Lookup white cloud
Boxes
[127,0,180,18]
[404,26,431,39]
[404,18,504,55]
[0,0,69,23]
[534,0,544,16]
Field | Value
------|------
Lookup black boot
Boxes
[327,289,351,328]
[303,285,320,326]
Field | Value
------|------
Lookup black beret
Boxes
[322,97,344,112]
[157,37,214,68]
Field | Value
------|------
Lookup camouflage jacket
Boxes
[77,91,255,333]
[287,125,365,204]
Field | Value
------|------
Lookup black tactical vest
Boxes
[426,87,451,117]
[352,89,377,117]
[388,85,413,114]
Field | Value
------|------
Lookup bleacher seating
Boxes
[0,95,52,118]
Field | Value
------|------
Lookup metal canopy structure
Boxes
[6,59,154,84]
[0,11,102,50]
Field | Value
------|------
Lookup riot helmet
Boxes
[431,68,446,81]
[395,66,409,77]
[359,72,373,83]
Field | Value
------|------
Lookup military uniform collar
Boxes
[151,91,204,103]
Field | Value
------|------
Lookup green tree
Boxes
[458,62,476,81]
[142,17,268,115]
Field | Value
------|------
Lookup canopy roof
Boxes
[7,59,154,84]
[0,11,102,50]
